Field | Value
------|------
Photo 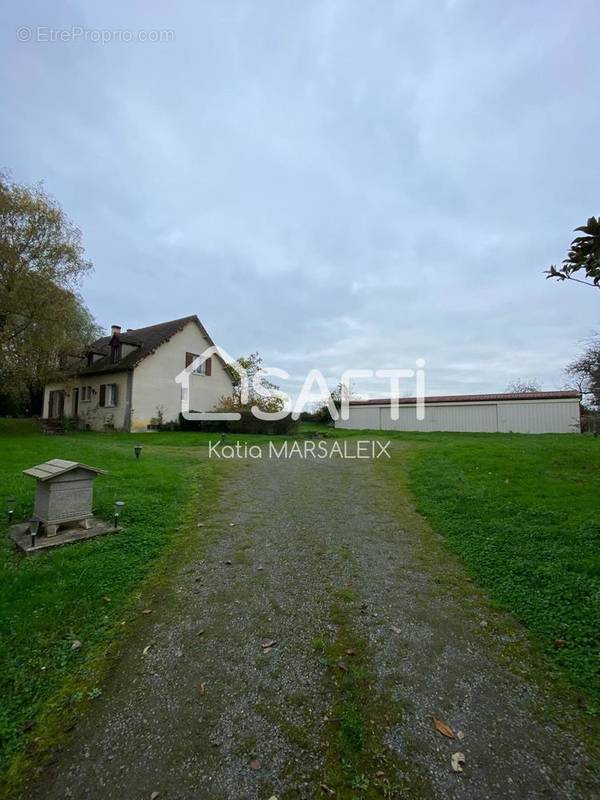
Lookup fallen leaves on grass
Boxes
[142,644,152,656]
[71,640,82,651]
[432,716,455,738]
[338,662,348,673]
[390,625,401,634]
[142,608,153,615]
[196,682,205,696]
[249,758,261,770]
[554,639,566,649]
[345,648,357,656]
[150,792,160,800]
[261,640,277,652]
[103,596,111,603]
[451,752,465,772]
[320,784,335,795]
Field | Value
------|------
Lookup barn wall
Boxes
[336,399,580,434]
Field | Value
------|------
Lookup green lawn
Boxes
[0,421,598,787]
[0,421,229,778]
[403,433,600,710]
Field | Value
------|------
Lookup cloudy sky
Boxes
[2,0,599,401]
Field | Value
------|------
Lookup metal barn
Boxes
[335,391,581,434]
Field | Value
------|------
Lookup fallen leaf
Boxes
[391,625,401,634]
[345,648,357,656]
[249,758,261,770]
[224,559,232,565]
[197,523,204,528]
[103,596,111,603]
[451,752,465,772]
[261,640,277,650]
[150,793,160,800]
[320,785,335,796]
[196,682,205,696]
[142,644,152,656]
[338,662,348,673]
[197,629,205,636]
[142,608,153,615]
[71,640,82,651]
[433,716,455,738]
[554,638,566,649]
[457,730,465,740]
[229,523,236,527]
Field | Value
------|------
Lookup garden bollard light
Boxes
[114,500,125,529]
[7,497,16,524]
[134,445,143,460]
[29,519,39,549]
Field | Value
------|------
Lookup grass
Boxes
[1,419,598,791]
[400,433,600,710]
[0,420,235,784]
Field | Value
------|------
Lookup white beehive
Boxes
[23,459,107,536]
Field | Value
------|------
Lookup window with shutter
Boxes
[186,352,204,374]
[99,385,106,406]
[104,384,118,407]
[205,356,212,376]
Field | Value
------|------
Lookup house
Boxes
[42,315,234,432]
[335,390,581,434]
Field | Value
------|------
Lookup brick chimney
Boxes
[111,325,121,338]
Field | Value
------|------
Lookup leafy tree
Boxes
[218,352,284,413]
[314,381,352,423]
[505,378,542,393]
[564,335,600,409]
[546,217,600,288]
[0,173,99,402]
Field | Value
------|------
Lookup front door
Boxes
[73,388,79,417]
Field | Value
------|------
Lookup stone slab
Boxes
[8,518,122,555]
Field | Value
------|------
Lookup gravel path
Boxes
[25,446,599,799]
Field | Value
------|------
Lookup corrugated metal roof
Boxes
[349,390,581,406]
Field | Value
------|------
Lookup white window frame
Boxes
[105,383,117,407]
[81,386,92,402]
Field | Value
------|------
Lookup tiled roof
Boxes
[350,390,581,406]
[74,315,212,376]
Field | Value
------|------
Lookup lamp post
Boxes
[7,497,16,525]
[29,519,39,549]
[114,500,125,529]
[134,445,143,460]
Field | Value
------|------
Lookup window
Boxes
[185,352,212,375]
[81,386,92,402]
[99,383,118,407]
[110,343,122,364]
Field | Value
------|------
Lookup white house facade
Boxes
[335,391,581,434]
[43,315,234,432]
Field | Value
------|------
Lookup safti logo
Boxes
[175,346,426,422]
[175,345,249,421]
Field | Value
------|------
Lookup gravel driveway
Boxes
[25,444,599,800]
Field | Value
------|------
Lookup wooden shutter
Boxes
[185,352,194,368]
[112,384,119,406]
[99,384,106,407]
[205,356,212,376]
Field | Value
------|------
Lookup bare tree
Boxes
[505,378,542,393]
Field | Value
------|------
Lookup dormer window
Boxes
[110,343,122,364]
